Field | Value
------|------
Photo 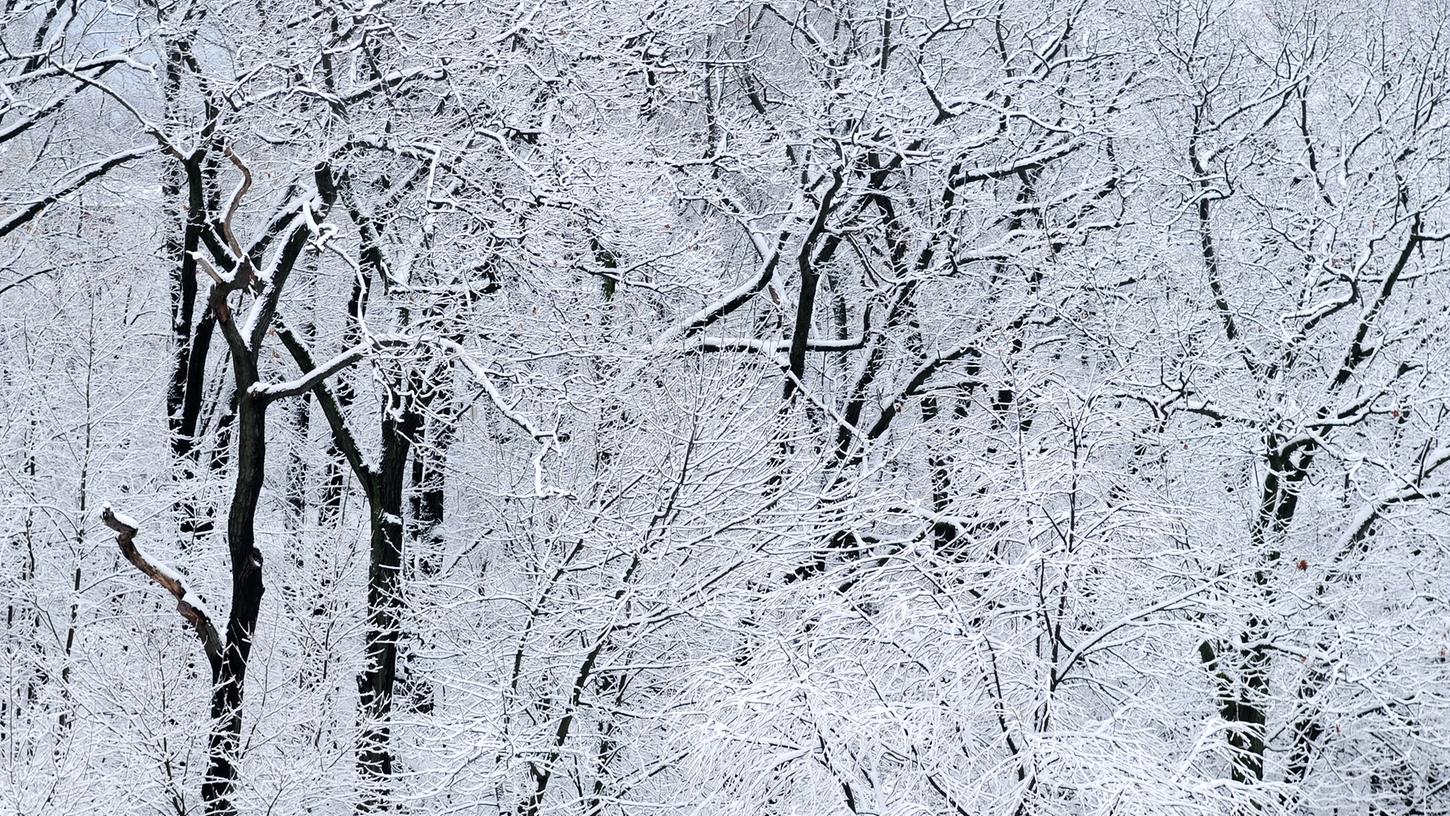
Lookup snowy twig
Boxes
[443,340,572,498]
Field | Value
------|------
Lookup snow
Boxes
[13,5,1450,813]
[104,503,140,531]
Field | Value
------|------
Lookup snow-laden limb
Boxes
[647,227,794,353]
[1332,447,1450,559]
[955,137,1085,184]
[47,58,184,158]
[1,75,105,146]
[243,66,446,109]
[249,333,415,402]
[100,503,224,674]
[442,340,547,440]
[443,339,573,499]
[0,147,152,239]
[0,54,135,88]
[1056,571,1241,681]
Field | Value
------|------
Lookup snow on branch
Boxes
[248,334,415,402]
[48,58,184,159]
[648,228,794,352]
[443,340,549,441]
[0,147,152,239]
[101,504,223,674]
[1332,446,1450,559]
[442,339,572,499]
[694,304,872,354]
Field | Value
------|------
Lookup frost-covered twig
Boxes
[443,340,572,498]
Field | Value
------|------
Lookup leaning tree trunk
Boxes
[273,315,425,812]
[105,374,302,816]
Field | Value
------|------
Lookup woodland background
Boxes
[3,0,1450,813]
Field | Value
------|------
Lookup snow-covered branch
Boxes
[100,504,223,674]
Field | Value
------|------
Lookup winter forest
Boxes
[5,0,1450,813]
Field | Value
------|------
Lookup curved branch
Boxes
[219,144,253,257]
[101,504,223,674]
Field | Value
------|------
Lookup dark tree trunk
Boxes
[204,383,268,816]
[168,148,223,540]
[357,404,421,812]
[319,269,369,529]
[408,418,448,579]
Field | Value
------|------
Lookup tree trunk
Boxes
[204,378,268,816]
[408,418,448,579]
[357,407,419,812]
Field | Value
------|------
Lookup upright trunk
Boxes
[357,408,419,812]
[408,424,447,578]
[205,385,268,816]
[320,269,370,529]
[400,415,449,715]
[1200,446,1307,795]
[162,42,195,457]
[355,504,403,810]
[109,385,270,816]
[5,422,41,744]
[160,34,226,541]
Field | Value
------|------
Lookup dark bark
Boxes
[356,404,420,811]
[782,169,844,402]
[200,333,269,815]
[319,266,369,529]
[408,427,447,579]
[188,160,335,815]
[158,36,228,540]
[274,275,422,812]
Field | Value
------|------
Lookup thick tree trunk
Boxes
[1199,446,1308,798]
[355,506,403,810]
[284,313,315,551]
[204,386,268,816]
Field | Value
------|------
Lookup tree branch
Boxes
[249,334,412,402]
[0,148,152,239]
[101,504,223,674]
[649,227,794,350]
[273,316,374,482]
